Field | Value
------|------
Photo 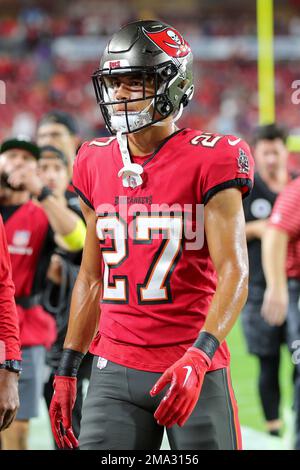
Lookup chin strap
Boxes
[117,132,144,188]
[116,104,183,188]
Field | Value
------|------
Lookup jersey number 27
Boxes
[97,214,183,304]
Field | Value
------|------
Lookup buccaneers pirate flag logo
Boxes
[142,26,191,58]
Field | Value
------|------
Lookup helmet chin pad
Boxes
[111,109,153,133]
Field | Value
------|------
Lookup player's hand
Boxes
[7,167,43,196]
[0,369,19,431]
[261,285,288,326]
[150,348,211,428]
[47,254,63,285]
[49,376,78,449]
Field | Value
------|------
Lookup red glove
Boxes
[49,376,78,449]
[150,347,211,428]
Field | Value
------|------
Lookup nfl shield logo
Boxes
[237,148,250,174]
[12,230,31,247]
[97,357,108,370]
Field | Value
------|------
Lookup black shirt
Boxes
[243,173,278,301]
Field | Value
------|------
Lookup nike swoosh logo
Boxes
[228,138,241,146]
[183,366,193,386]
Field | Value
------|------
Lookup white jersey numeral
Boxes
[96,216,128,302]
[97,214,183,304]
[89,137,116,147]
[134,215,183,303]
[191,133,222,148]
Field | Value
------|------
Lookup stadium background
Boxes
[1,0,299,449]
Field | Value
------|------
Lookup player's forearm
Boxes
[245,219,267,241]
[41,195,79,236]
[63,272,101,353]
[0,222,21,360]
[202,262,249,344]
[262,227,288,289]
[0,295,21,361]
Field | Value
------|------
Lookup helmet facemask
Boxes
[92,62,187,134]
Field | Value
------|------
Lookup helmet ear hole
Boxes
[156,96,172,116]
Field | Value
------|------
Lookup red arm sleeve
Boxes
[0,215,21,361]
[199,136,254,205]
[269,177,300,239]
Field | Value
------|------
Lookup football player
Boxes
[37,111,80,180]
[50,20,254,450]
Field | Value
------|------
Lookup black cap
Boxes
[39,145,68,167]
[0,135,40,159]
[253,124,288,145]
[38,110,78,135]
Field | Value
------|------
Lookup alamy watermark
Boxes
[0,340,6,362]
[292,339,300,365]
[0,80,6,104]
[291,80,300,105]
[95,198,205,250]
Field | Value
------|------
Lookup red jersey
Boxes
[269,176,300,279]
[0,215,21,361]
[3,201,56,349]
[73,128,254,372]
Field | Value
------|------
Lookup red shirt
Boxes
[269,176,300,279]
[73,128,254,373]
[4,201,56,349]
[0,214,21,361]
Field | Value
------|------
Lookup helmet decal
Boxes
[142,26,191,58]
[108,60,121,69]
[103,59,131,69]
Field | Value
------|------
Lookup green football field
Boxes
[28,318,295,450]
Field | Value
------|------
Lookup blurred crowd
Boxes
[1,0,300,39]
[1,57,299,146]
[1,0,300,144]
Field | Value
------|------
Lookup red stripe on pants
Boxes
[226,367,243,450]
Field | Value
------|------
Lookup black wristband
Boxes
[0,360,22,374]
[37,186,53,202]
[192,332,220,361]
[56,349,84,377]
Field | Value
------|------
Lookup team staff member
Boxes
[37,145,88,443]
[241,124,288,436]
[36,111,81,180]
[50,20,254,450]
[0,214,20,432]
[262,176,300,449]
[36,146,86,254]
[0,136,84,450]
[37,113,95,440]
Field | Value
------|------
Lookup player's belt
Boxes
[15,294,42,309]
